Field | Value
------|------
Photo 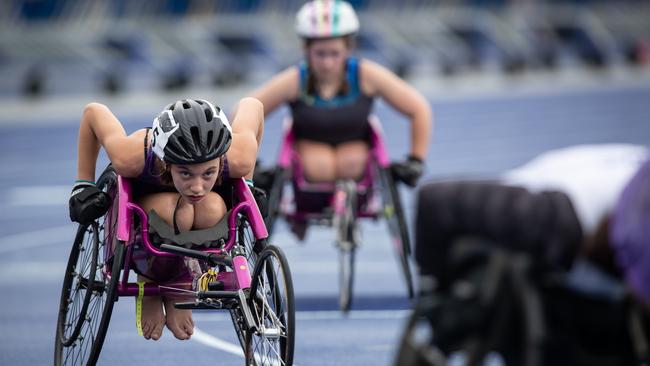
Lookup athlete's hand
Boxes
[252,186,268,218]
[391,155,424,187]
[69,181,111,225]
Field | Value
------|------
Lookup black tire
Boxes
[378,167,415,299]
[246,245,295,366]
[54,166,126,365]
[264,167,287,236]
[338,244,356,312]
[335,181,358,312]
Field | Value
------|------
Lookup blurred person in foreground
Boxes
[415,143,650,307]
[248,0,432,238]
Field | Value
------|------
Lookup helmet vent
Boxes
[190,126,201,149]
[177,135,189,152]
[182,101,191,109]
[204,107,213,122]
[206,130,214,148]
[216,129,224,147]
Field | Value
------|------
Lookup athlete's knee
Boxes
[302,158,336,182]
[336,157,366,180]
[139,192,180,226]
[193,192,227,229]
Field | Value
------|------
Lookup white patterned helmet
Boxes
[295,0,360,39]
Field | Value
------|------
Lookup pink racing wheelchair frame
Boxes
[114,177,265,296]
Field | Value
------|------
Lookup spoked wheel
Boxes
[264,167,287,236]
[54,167,125,366]
[246,245,295,366]
[334,181,358,312]
[378,167,415,299]
[231,216,267,350]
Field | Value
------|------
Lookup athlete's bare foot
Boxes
[163,297,194,340]
[140,295,165,340]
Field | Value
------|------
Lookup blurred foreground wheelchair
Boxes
[394,181,650,366]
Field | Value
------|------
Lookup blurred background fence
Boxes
[1,0,649,100]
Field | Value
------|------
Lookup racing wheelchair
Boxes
[261,117,414,312]
[54,165,295,366]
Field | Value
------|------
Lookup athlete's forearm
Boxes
[76,104,103,182]
[409,103,433,160]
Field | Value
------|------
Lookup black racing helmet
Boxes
[151,99,232,164]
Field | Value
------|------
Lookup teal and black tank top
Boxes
[289,57,374,145]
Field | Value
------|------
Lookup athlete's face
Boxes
[306,38,349,82]
[170,158,221,205]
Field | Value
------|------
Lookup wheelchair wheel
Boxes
[334,181,358,312]
[338,245,356,312]
[264,167,287,235]
[378,167,415,299]
[246,245,295,366]
[55,166,126,366]
[395,250,544,366]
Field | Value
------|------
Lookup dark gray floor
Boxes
[1,84,649,365]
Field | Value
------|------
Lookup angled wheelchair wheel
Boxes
[378,167,415,299]
[395,250,544,366]
[246,245,295,366]
[264,167,287,236]
[54,167,126,365]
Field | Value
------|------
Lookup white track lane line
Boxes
[192,327,244,358]
[193,325,302,366]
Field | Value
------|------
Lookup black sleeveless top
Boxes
[289,57,374,145]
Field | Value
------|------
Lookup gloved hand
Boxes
[252,160,276,194]
[69,181,111,225]
[391,155,424,187]
[251,186,269,219]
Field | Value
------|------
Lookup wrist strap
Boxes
[74,179,95,186]
[407,154,423,163]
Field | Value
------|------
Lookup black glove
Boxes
[69,181,111,225]
[391,155,424,187]
[251,186,269,219]
[252,160,276,194]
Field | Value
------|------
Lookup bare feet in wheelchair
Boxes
[163,297,194,340]
[289,219,308,241]
[141,296,165,340]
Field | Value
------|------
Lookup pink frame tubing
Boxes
[278,115,391,220]
[112,177,267,297]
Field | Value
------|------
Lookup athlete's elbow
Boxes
[226,155,255,179]
[111,158,141,178]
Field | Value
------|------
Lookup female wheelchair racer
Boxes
[56,98,295,366]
